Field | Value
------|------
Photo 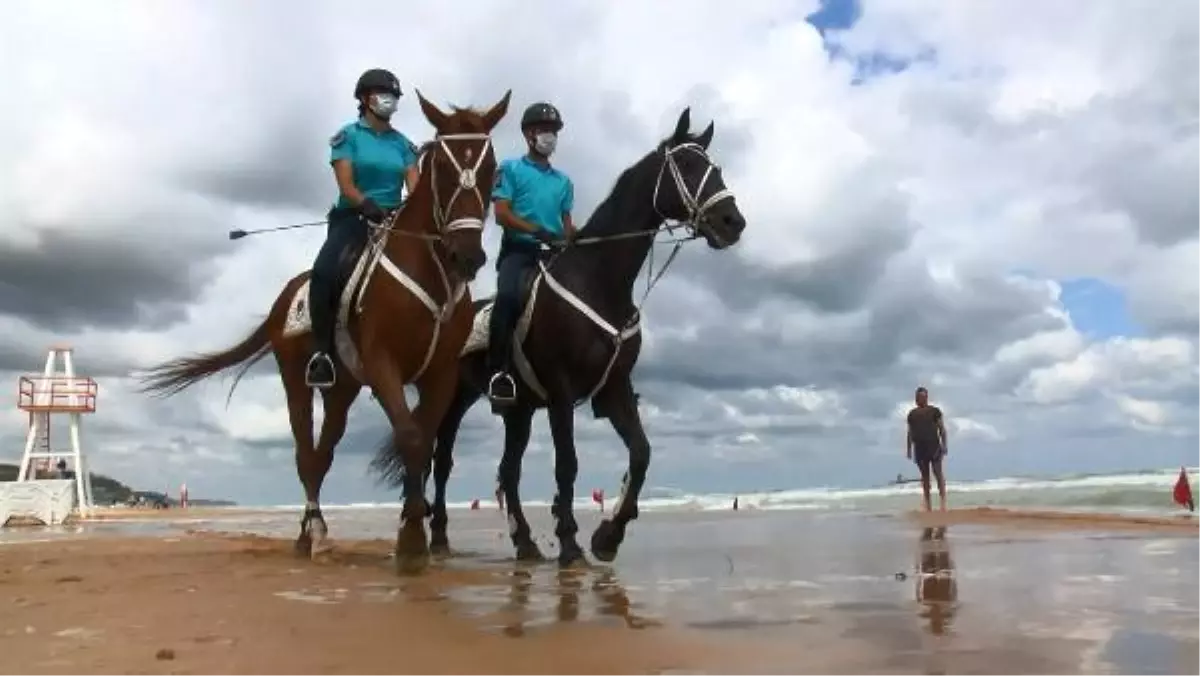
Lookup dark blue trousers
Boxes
[309,208,369,353]
[488,242,539,372]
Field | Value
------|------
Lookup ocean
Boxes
[270,466,1200,517]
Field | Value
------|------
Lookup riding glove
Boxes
[358,198,386,224]
[532,228,559,246]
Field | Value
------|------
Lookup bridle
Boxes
[425,132,494,236]
[353,130,496,383]
[520,138,741,407]
[651,141,736,241]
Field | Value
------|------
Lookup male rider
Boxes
[487,102,577,408]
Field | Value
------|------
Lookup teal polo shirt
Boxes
[329,118,417,210]
[492,155,574,245]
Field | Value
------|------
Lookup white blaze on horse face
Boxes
[432,133,493,234]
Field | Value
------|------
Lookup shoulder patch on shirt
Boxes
[329,130,347,148]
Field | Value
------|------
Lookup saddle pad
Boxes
[281,245,378,383]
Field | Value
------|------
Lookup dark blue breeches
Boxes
[309,208,369,352]
[488,243,539,371]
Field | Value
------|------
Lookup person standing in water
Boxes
[906,386,949,511]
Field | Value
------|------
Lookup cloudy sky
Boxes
[0,0,1196,506]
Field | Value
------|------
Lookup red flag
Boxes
[1173,467,1194,512]
[592,489,604,504]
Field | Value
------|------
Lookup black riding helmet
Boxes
[520,102,563,131]
[354,68,401,99]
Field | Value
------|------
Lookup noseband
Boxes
[651,141,736,233]
[427,132,493,235]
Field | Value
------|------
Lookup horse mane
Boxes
[415,106,493,170]
[577,132,697,237]
[442,105,492,133]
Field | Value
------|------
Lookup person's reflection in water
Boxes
[915,526,958,636]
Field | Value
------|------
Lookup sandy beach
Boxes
[1,507,1196,674]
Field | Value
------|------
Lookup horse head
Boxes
[653,107,746,249]
[412,89,512,281]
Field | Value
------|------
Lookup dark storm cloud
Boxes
[0,342,145,378]
[865,263,1065,363]
[674,175,916,315]
[173,111,334,215]
[0,223,229,332]
[634,251,1063,398]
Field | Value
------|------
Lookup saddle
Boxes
[331,236,370,305]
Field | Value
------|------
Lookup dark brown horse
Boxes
[389,108,747,567]
[138,90,511,573]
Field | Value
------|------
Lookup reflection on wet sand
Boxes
[915,526,958,636]
[486,566,657,637]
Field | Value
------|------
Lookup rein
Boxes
[353,130,494,381]
[520,139,735,404]
[545,139,733,320]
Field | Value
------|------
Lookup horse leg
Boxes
[363,352,429,575]
[590,376,650,563]
[306,380,361,557]
[546,401,587,568]
[497,405,545,561]
[278,353,319,557]
[408,368,467,555]
[429,385,480,556]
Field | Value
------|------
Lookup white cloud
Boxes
[0,0,1194,503]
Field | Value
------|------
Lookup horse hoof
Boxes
[515,541,546,562]
[558,548,589,570]
[590,521,622,563]
[394,551,431,576]
[311,539,335,563]
[395,526,430,576]
[429,540,452,558]
[591,547,617,564]
[293,534,313,558]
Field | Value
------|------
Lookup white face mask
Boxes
[368,93,398,119]
[533,132,558,157]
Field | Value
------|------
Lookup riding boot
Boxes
[486,300,517,408]
[306,276,337,389]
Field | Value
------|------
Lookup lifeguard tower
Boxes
[0,346,98,526]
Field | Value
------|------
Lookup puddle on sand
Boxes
[273,582,447,606]
[443,567,663,637]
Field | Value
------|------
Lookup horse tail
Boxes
[137,315,274,402]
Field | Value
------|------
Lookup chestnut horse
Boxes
[138,90,511,573]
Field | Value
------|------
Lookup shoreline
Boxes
[73,504,1200,531]
[906,506,1198,534]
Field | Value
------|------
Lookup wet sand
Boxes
[1,507,1196,674]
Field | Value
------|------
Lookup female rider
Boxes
[307,68,420,389]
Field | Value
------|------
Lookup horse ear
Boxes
[481,89,512,132]
[415,89,451,131]
[695,121,714,150]
[671,107,692,143]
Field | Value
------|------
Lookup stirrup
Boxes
[305,353,336,389]
[487,372,516,404]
